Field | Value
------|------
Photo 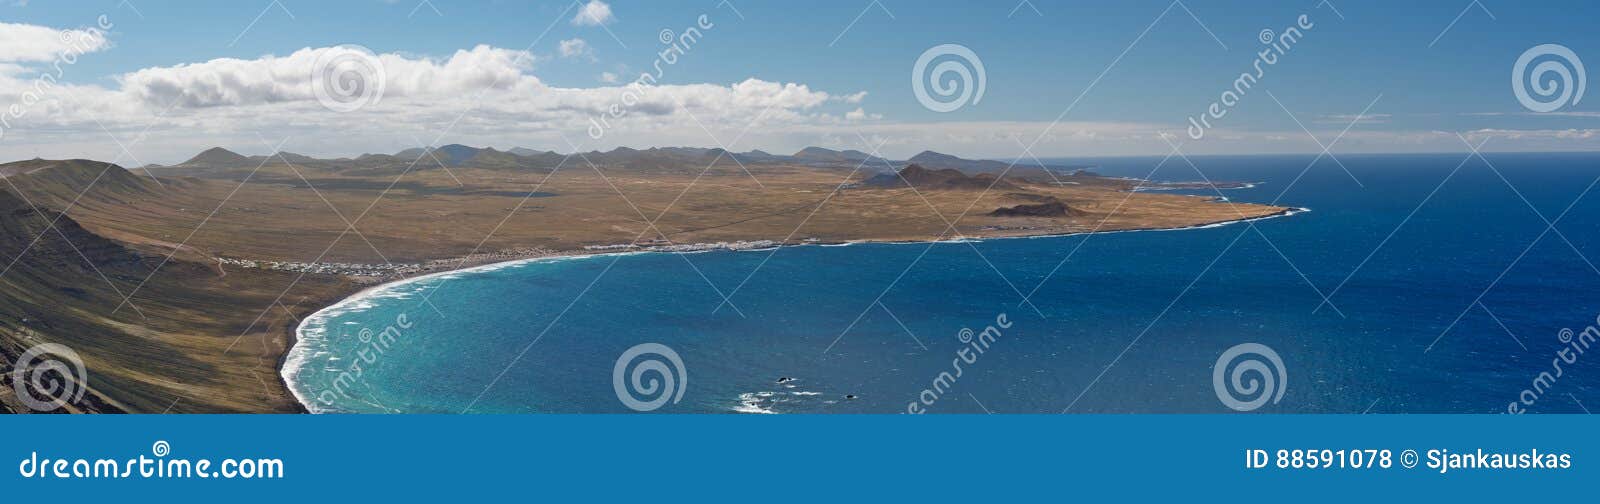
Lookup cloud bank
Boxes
[0,31,885,163]
[0,21,111,63]
[0,20,1597,165]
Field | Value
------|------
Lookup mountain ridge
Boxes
[861,164,1020,191]
[140,144,1090,181]
[178,147,252,168]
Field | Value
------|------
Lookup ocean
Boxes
[284,153,1600,414]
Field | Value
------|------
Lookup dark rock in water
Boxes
[987,200,1080,218]
[844,394,858,400]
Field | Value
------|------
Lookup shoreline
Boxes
[278,205,1308,413]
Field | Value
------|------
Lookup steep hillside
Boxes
[2,159,160,207]
[0,161,351,413]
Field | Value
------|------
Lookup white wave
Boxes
[1133,182,1259,192]
[283,250,651,412]
[733,392,778,414]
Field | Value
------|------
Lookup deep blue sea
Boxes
[285,153,1600,414]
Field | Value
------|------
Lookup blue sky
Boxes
[0,0,1596,163]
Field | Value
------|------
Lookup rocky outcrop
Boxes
[987,198,1081,218]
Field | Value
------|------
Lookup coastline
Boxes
[279,205,1308,413]
[278,248,652,413]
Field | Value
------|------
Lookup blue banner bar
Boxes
[3,415,1592,501]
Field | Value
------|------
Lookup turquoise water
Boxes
[285,153,1600,414]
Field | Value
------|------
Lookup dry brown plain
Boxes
[1,155,1291,413]
[109,159,1290,262]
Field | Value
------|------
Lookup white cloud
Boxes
[1461,128,1600,141]
[845,107,880,121]
[117,44,536,108]
[1315,113,1390,125]
[1464,111,1600,118]
[571,1,615,26]
[0,42,885,163]
[0,21,111,63]
[2,25,1598,164]
[558,38,593,60]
